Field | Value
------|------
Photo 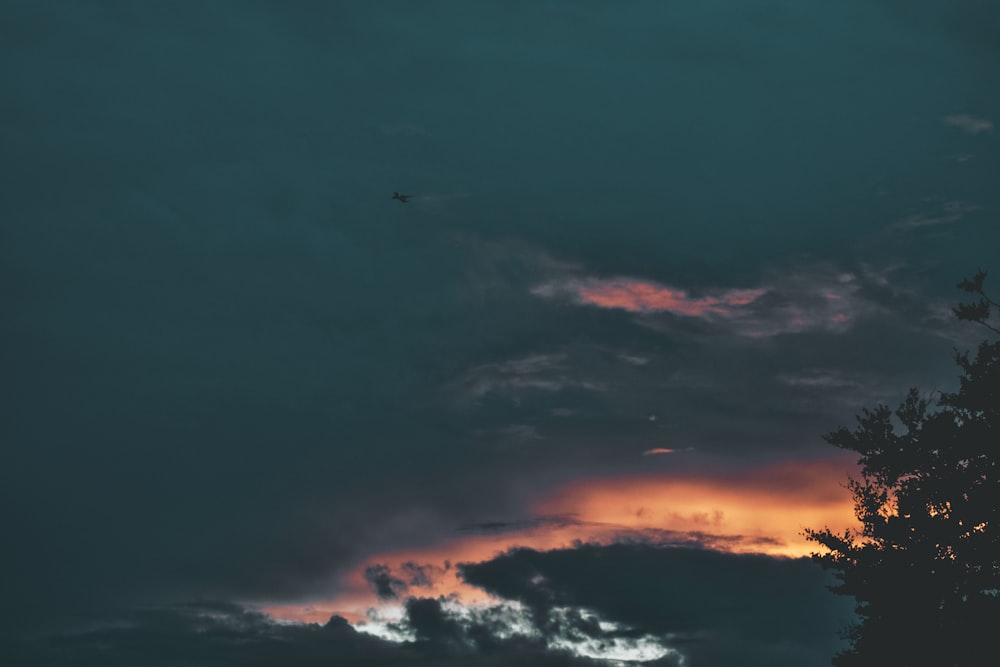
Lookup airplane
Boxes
[391,192,411,203]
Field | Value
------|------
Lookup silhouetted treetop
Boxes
[954,268,1000,335]
[806,272,999,667]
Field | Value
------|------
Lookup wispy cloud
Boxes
[642,448,677,456]
[618,353,650,366]
[893,201,981,229]
[453,353,606,402]
[533,267,872,338]
[777,370,862,390]
[457,514,581,535]
[533,278,765,317]
[944,113,994,135]
[459,353,567,398]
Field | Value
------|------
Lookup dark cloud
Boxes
[460,543,855,667]
[401,595,686,666]
[5,603,393,667]
[458,514,582,535]
[400,562,440,587]
[6,542,853,666]
[365,565,408,600]
[361,561,449,600]
[3,601,596,667]
[404,597,465,645]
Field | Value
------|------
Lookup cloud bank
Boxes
[8,543,853,667]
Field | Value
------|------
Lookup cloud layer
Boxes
[7,543,853,667]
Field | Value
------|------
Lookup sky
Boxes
[1,1,998,665]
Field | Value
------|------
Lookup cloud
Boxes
[458,543,855,667]
[5,602,380,666]
[3,542,854,667]
[772,368,906,410]
[618,353,650,366]
[365,565,408,600]
[399,562,438,588]
[943,113,994,135]
[778,369,863,389]
[264,457,858,630]
[893,201,981,229]
[400,594,685,665]
[453,353,607,402]
[534,458,859,559]
[403,597,465,644]
[533,266,876,338]
[642,448,677,456]
[3,600,599,667]
[533,278,766,317]
[458,515,582,535]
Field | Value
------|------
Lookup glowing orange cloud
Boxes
[572,279,766,316]
[531,269,868,336]
[263,457,859,626]
[535,458,859,559]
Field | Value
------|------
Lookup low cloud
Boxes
[4,601,597,667]
[25,544,848,667]
[458,543,855,667]
[401,594,681,665]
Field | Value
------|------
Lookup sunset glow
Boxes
[264,457,859,625]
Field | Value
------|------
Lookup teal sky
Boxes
[2,2,997,666]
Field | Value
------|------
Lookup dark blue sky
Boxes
[2,2,998,665]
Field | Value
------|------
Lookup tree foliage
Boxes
[806,271,999,667]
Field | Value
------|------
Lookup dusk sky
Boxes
[2,2,998,665]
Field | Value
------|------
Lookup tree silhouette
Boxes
[806,271,999,667]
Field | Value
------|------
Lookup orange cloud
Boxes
[572,279,766,316]
[536,458,858,559]
[263,457,858,626]
[531,267,872,337]
[642,448,677,455]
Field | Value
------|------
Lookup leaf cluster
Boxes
[954,269,1000,335]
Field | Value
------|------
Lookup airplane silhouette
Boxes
[391,192,411,203]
